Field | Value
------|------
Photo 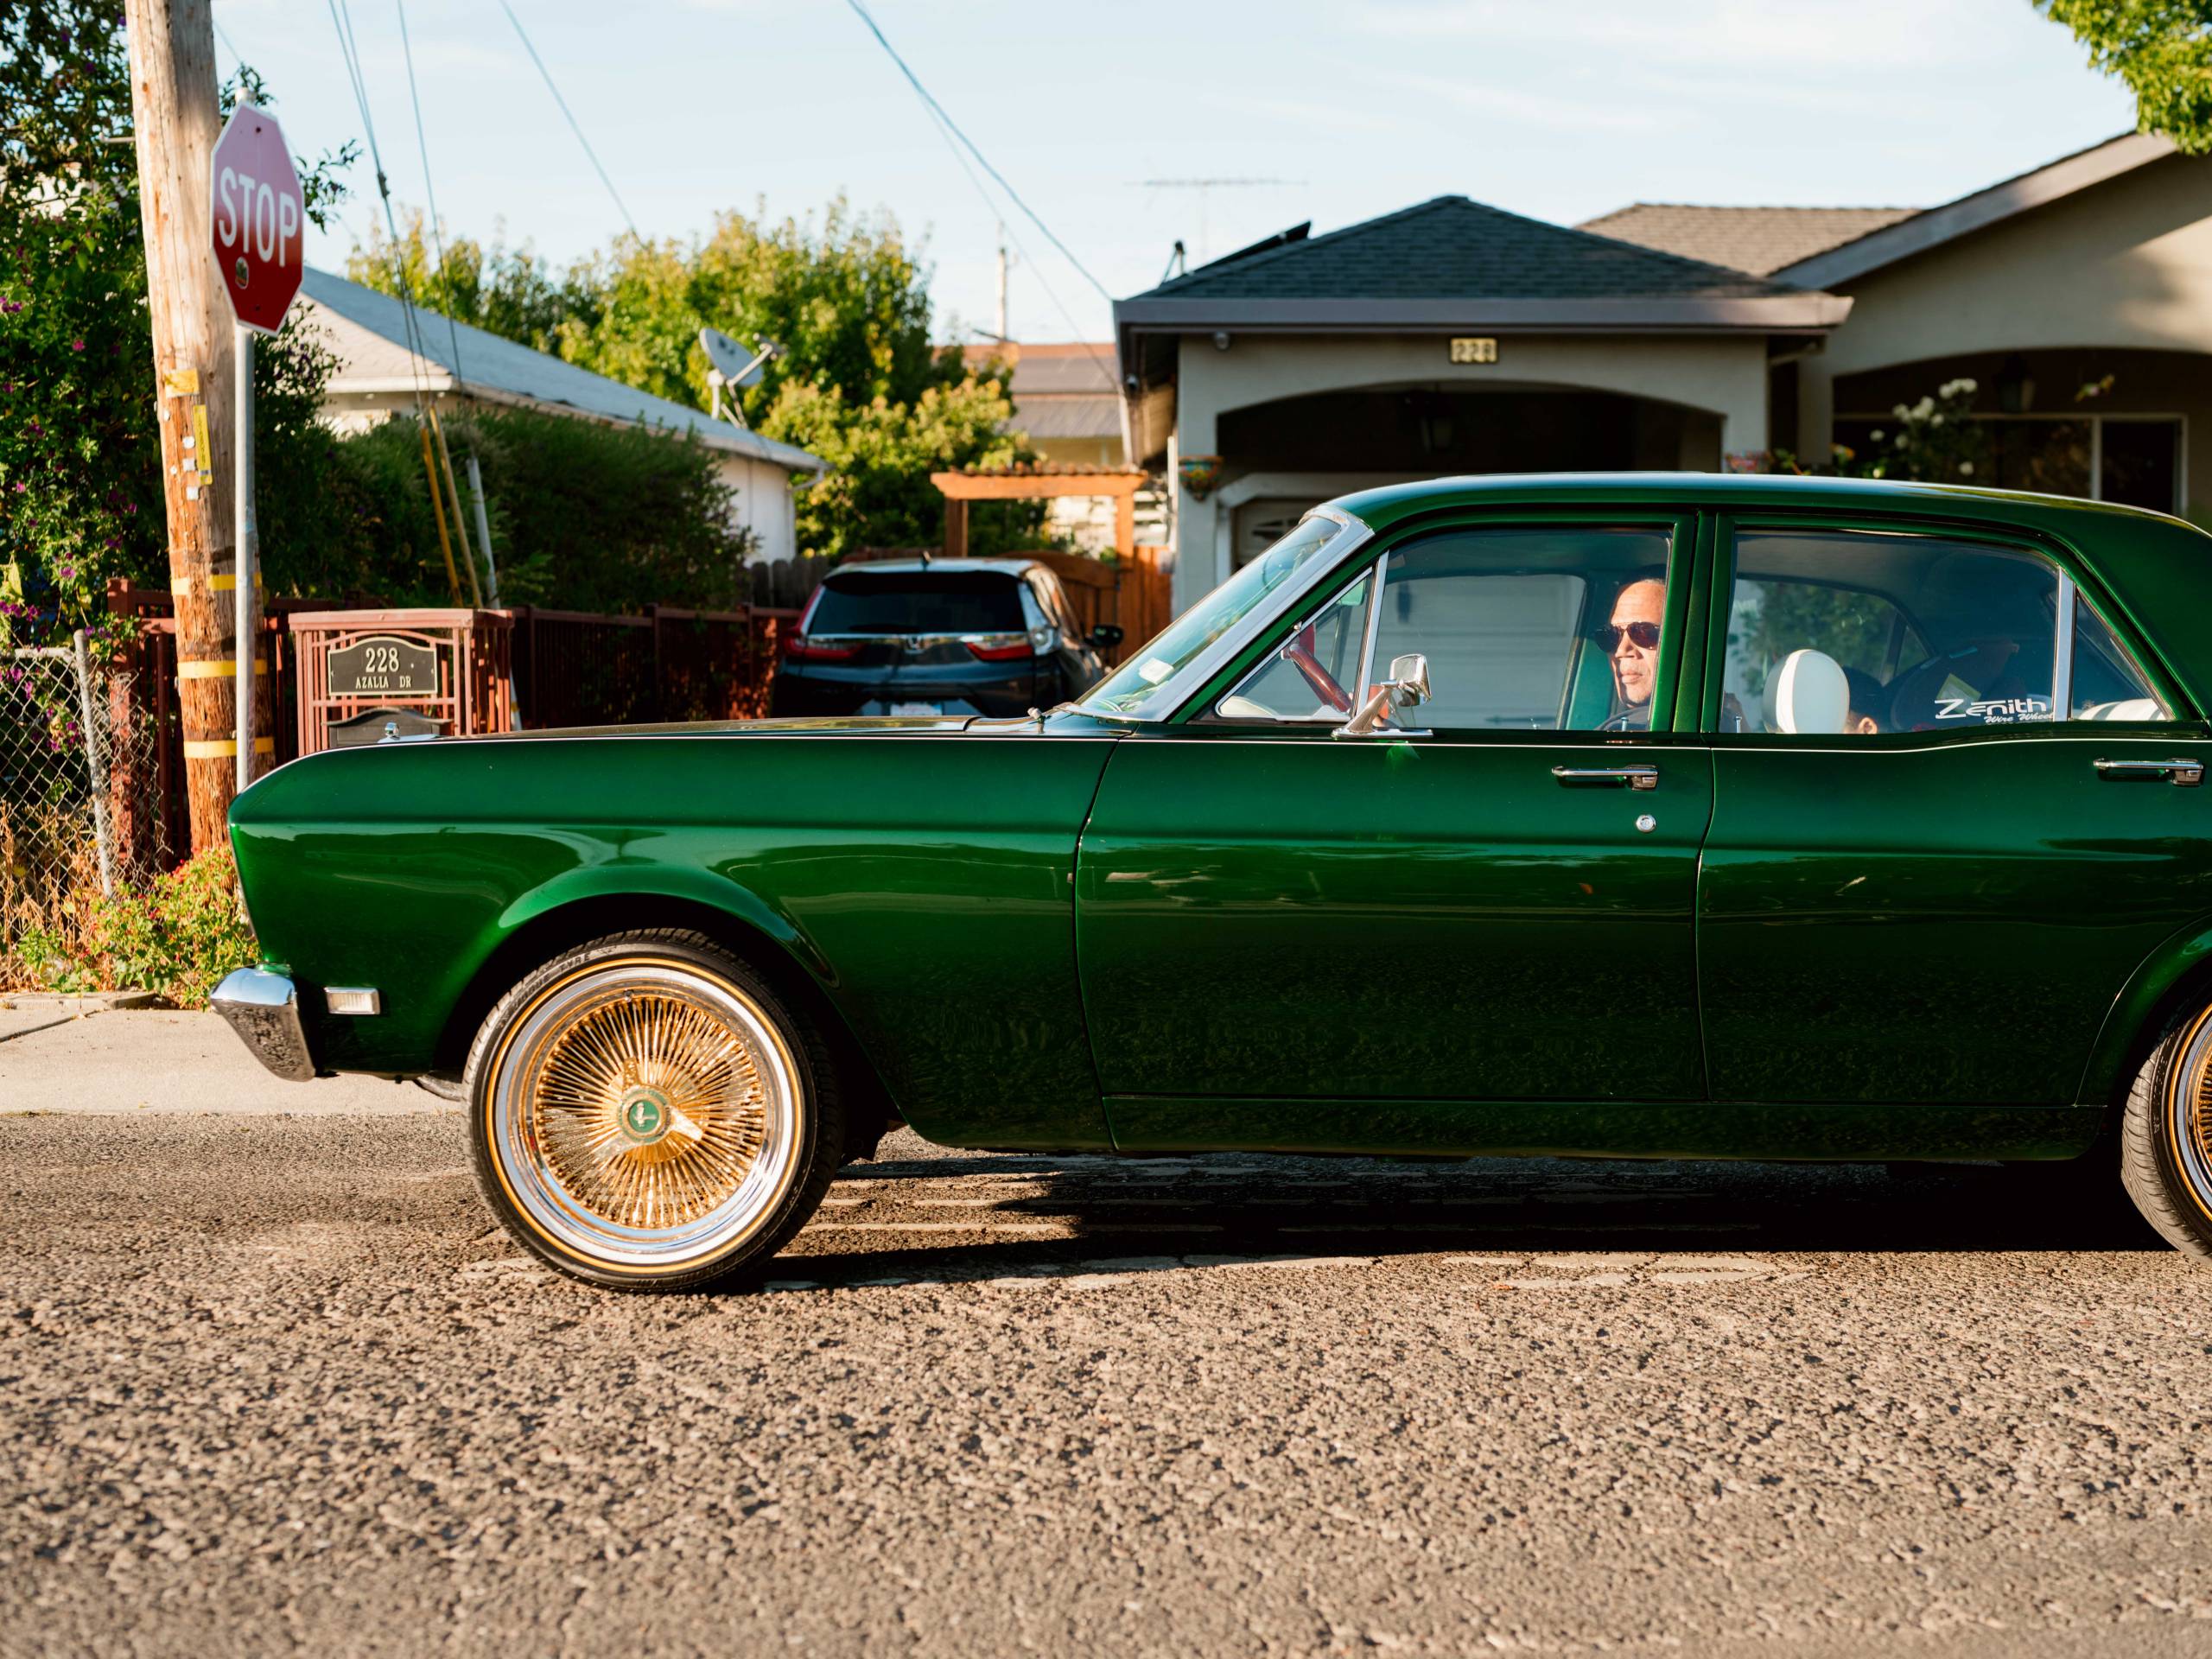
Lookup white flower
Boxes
[1912,396,1935,418]
[1958,461,1974,476]
[1957,378,1977,394]
[1929,413,1944,427]
[1870,429,1885,442]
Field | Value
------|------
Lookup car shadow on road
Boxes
[770,1150,2169,1292]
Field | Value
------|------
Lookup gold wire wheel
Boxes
[486,958,803,1274]
[2170,1007,2212,1224]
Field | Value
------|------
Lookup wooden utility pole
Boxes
[124,0,260,853]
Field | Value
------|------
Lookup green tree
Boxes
[346,195,1040,559]
[329,405,753,612]
[2037,1,2212,152]
[0,4,355,641]
[346,208,582,356]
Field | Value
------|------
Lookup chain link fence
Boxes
[1,636,177,986]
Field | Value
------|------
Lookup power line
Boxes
[842,0,1111,306]
[211,17,245,78]
[327,0,438,423]
[393,0,469,389]
[899,75,1104,367]
[495,0,639,240]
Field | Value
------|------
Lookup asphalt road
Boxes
[8,1027,2212,1656]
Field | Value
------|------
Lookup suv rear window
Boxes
[808,572,1027,635]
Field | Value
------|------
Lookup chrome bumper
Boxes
[211,966,318,1082]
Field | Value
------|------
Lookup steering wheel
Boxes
[1884,639,2031,731]
[1284,621,1353,714]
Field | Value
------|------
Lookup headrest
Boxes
[1766,648,1849,734]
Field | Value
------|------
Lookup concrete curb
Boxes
[0,990,168,1045]
[0,990,168,1014]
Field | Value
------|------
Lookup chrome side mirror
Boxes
[1334,652,1432,739]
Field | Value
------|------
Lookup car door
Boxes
[1695,513,2212,1123]
[1076,512,1715,1155]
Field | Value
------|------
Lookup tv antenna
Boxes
[1133,177,1304,264]
[699,327,780,429]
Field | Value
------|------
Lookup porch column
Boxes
[1173,369,1221,613]
[1796,356,1835,470]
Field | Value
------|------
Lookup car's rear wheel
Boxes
[465,930,842,1290]
[2120,1001,2212,1260]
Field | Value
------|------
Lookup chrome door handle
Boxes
[2094,757,2204,785]
[1552,765,1658,791]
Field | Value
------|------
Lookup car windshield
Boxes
[807,571,1026,635]
[1082,514,1357,716]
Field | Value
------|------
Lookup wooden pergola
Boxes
[931,464,1149,561]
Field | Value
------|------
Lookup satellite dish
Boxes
[700,327,769,390]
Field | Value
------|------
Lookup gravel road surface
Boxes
[7,1017,2212,1656]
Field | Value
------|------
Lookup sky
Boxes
[210,0,2138,345]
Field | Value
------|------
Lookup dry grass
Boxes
[0,797,107,991]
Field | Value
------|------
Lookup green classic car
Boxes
[218,474,2212,1287]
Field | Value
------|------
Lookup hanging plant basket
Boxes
[1178,454,1224,500]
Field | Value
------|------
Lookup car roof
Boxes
[1325,471,2212,721]
[824,558,1043,579]
[1328,470,2200,537]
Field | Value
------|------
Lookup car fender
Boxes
[491,858,829,983]
[2079,912,2212,1104]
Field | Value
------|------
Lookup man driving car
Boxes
[1598,578,1665,732]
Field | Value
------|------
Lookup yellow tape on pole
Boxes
[169,574,263,594]
[177,658,268,679]
[182,737,276,760]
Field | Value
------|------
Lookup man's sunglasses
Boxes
[1594,620,1661,652]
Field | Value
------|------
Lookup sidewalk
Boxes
[0,1007,456,1115]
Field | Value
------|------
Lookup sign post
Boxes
[207,102,304,789]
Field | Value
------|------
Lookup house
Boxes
[964,340,1166,550]
[300,269,826,563]
[1116,134,2212,611]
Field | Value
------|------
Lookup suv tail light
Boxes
[785,634,861,663]
[964,626,1056,663]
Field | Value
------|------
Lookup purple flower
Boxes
[69,339,84,352]
[58,566,73,580]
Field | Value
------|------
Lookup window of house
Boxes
[1832,416,2182,512]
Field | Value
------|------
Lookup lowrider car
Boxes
[218,474,2212,1288]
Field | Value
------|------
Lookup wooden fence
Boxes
[104,582,795,872]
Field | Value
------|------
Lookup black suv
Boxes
[771,558,1122,719]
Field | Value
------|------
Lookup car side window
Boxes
[1028,571,1076,638]
[2071,600,2172,720]
[1211,525,1675,730]
[1369,528,1672,732]
[1216,568,1375,722]
[1719,528,2171,735]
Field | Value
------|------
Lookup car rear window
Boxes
[808,572,1027,635]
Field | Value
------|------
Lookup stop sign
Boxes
[208,104,304,334]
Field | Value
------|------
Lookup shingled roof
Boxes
[1136,195,1807,302]
[1575,204,1920,278]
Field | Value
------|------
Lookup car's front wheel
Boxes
[2120,1000,2212,1260]
[465,930,842,1290]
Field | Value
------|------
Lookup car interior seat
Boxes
[1764,648,1850,734]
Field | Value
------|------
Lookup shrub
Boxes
[327,406,757,613]
[9,845,256,1007]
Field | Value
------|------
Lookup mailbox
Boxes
[289,609,513,757]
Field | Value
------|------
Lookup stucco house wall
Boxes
[1170,333,1768,604]
[1793,151,2212,512]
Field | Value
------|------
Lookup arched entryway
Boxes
[1210,381,1726,569]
